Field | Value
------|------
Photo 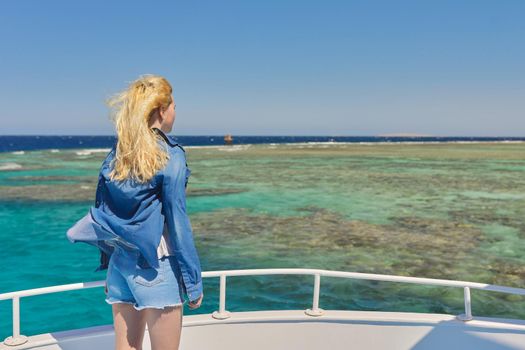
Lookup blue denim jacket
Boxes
[67,127,203,301]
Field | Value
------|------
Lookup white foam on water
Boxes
[12,150,25,155]
[185,145,218,149]
[75,148,111,156]
[50,149,60,153]
[0,162,23,170]
[186,144,253,151]
[217,145,252,152]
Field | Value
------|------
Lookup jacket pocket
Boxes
[133,264,165,287]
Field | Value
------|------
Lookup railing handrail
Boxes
[3,268,525,346]
[2,268,524,300]
[0,281,104,300]
[203,268,525,295]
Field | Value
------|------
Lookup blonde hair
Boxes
[107,75,173,183]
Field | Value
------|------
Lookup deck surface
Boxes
[3,310,525,350]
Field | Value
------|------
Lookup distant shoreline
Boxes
[2,135,525,153]
[187,139,525,148]
[376,133,434,137]
[2,139,525,154]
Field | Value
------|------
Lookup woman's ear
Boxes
[158,106,166,122]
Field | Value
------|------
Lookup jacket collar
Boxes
[151,127,177,147]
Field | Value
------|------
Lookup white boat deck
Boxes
[2,268,525,349]
[2,310,525,350]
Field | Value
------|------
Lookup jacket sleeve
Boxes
[162,148,203,302]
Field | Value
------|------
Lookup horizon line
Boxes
[1,134,525,138]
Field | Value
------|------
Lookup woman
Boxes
[67,75,203,350]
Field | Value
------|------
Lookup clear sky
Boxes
[0,1,523,136]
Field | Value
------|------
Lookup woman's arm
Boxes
[161,148,203,302]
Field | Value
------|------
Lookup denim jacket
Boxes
[66,127,203,301]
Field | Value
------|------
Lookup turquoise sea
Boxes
[1,142,525,339]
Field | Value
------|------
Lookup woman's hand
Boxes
[188,293,203,309]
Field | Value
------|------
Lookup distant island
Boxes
[377,133,433,137]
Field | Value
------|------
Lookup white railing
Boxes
[2,268,525,346]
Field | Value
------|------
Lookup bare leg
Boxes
[144,305,183,350]
[112,303,147,350]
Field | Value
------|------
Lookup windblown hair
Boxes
[107,75,173,183]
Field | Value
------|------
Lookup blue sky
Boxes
[0,1,523,136]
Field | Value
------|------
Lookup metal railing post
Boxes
[3,297,28,346]
[212,274,231,319]
[305,273,324,316]
[457,286,473,321]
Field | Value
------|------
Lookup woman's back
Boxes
[96,128,189,226]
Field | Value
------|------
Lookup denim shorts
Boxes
[105,246,187,310]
